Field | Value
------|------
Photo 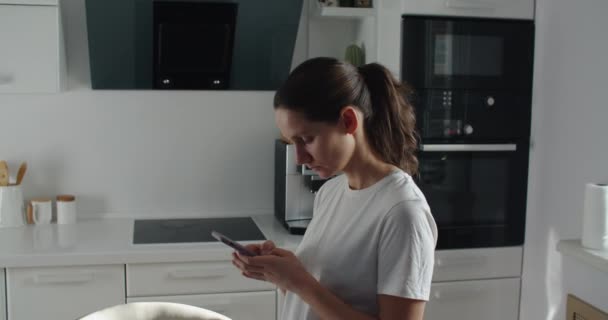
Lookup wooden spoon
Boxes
[0,160,8,186]
[16,162,27,185]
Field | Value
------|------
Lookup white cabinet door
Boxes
[127,261,274,297]
[276,288,283,320]
[128,291,276,320]
[0,4,65,93]
[1,269,5,320]
[6,265,125,320]
[425,278,521,320]
[433,247,523,282]
[403,0,534,20]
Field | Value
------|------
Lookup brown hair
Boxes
[273,57,419,175]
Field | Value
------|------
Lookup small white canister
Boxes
[0,185,26,228]
[582,183,608,250]
[56,194,77,225]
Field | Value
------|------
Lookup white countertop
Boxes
[557,239,608,274]
[0,215,303,268]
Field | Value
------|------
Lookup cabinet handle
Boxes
[435,255,487,267]
[432,286,484,300]
[421,144,517,152]
[0,73,15,85]
[168,268,228,280]
[445,0,497,9]
[33,272,95,285]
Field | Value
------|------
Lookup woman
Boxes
[232,57,437,320]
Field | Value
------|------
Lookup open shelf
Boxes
[312,1,377,19]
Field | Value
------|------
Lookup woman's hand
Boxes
[232,241,315,294]
[237,240,276,256]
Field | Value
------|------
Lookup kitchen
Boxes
[0,0,607,319]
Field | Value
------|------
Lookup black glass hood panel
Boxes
[85,0,303,90]
[133,217,266,244]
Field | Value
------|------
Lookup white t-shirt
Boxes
[281,170,438,320]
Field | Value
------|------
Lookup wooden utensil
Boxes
[0,160,8,186]
[16,162,27,185]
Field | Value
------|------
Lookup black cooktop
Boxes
[133,217,266,244]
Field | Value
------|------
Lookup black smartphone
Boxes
[211,231,258,256]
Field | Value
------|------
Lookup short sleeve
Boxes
[377,200,437,301]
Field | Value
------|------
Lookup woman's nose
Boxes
[295,145,311,165]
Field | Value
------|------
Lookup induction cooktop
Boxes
[133,217,266,244]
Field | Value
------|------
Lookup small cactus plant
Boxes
[344,44,365,67]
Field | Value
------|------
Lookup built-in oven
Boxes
[401,15,534,91]
[416,143,529,249]
[402,15,534,249]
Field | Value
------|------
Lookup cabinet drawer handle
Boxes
[435,255,487,267]
[445,0,497,9]
[34,272,95,285]
[421,144,517,152]
[168,268,228,280]
[0,73,15,85]
[432,287,484,300]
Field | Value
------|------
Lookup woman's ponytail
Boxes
[357,63,419,175]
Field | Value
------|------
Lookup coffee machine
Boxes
[274,139,329,235]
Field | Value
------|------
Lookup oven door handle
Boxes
[420,144,517,152]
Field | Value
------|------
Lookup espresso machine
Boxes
[274,139,329,234]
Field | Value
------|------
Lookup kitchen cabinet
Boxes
[427,247,522,320]
[0,0,66,93]
[402,0,535,20]
[6,265,125,320]
[126,261,274,296]
[127,291,276,320]
[433,246,522,282]
[126,261,276,320]
[1,269,5,320]
[276,289,284,319]
[426,278,521,320]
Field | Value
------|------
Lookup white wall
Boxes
[521,0,608,319]
[0,0,281,218]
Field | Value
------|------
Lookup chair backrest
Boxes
[78,302,232,320]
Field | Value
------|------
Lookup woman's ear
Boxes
[340,106,359,135]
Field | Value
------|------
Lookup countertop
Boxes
[0,215,303,268]
[557,239,608,274]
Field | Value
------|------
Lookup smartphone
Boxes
[211,231,258,257]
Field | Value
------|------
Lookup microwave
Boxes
[401,15,534,91]
[402,15,534,143]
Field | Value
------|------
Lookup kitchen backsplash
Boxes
[0,91,278,218]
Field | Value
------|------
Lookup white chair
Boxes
[78,302,231,320]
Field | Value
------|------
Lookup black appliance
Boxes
[402,15,534,92]
[402,15,534,143]
[417,143,529,249]
[133,217,265,244]
[153,1,237,90]
[402,15,534,249]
